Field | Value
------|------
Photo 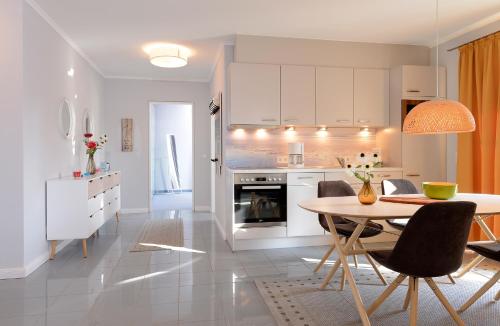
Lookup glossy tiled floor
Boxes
[0,209,345,326]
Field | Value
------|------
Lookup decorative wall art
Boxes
[121,118,133,152]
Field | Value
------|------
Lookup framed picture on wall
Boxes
[121,118,133,152]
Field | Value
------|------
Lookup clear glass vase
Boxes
[86,153,97,175]
[358,181,377,205]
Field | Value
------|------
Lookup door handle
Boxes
[357,119,370,123]
[406,90,421,93]
[261,118,277,122]
[210,158,218,163]
[336,119,351,123]
[406,173,421,177]
[284,118,298,122]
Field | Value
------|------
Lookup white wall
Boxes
[104,79,210,211]
[151,103,193,192]
[0,0,25,277]
[22,2,105,274]
[433,20,500,182]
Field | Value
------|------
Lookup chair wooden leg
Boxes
[409,277,419,326]
[82,239,87,258]
[49,240,57,260]
[357,240,388,286]
[367,273,407,316]
[458,271,500,313]
[424,278,464,325]
[403,277,413,310]
[115,211,120,223]
[495,290,500,301]
[447,274,456,284]
[340,268,346,291]
[314,244,336,273]
[456,255,484,277]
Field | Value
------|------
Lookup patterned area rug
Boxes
[129,218,184,252]
[256,258,500,326]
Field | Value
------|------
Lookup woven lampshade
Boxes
[403,99,476,134]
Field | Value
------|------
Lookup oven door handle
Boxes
[241,185,282,190]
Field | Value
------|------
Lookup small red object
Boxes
[73,171,81,178]
[84,133,93,138]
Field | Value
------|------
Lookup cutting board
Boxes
[379,196,445,205]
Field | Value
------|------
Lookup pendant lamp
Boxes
[402,0,476,134]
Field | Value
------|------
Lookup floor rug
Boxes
[256,260,499,326]
[129,217,184,252]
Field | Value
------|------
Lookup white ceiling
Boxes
[31,0,500,82]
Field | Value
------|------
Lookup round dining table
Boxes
[299,193,500,326]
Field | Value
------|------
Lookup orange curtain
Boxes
[457,32,500,240]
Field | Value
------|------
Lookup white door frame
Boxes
[148,101,195,211]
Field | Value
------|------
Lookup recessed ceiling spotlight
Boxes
[67,68,74,77]
[143,43,190,68]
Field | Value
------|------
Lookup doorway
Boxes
[149,102,193,211]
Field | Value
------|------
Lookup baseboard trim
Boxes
[0,240,73,280]
[194,205,211,212]
[121,208,149,214]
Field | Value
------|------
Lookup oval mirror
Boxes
[59,99,75,139]
[82,109,94,134]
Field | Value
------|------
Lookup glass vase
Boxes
[86,153,97,175]
[358,181,377,205]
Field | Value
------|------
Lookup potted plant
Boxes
[350,163,377,205]
[84,133,107,175]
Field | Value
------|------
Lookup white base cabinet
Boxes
[47,171,121,258]
[287,173,325,237]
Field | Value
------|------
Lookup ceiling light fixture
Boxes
[143,43,189,68]
[403,0,475,134]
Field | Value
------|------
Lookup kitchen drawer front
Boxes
[88,177,105,198]
[89,208,105,232]
[234,226,287,240]
[324,171,359,184]
[371,171,403,184]
[287,173,324,186]
[88,193,104,216]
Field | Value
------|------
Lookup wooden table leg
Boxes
[457,215,496,278]
[314,244,335,273]
[82,239,88,258]
[324,215,371,326]
[50,240,57,260]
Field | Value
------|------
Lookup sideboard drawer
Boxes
[90,208,105,232]
[104,185,120,204]
[111,172,121,187]
[88,177,105,198]
[88,193,104,216]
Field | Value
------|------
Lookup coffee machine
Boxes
[288,143,304,168]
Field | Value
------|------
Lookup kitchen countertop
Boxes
[227,166,402,173]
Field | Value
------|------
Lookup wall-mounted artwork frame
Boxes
[121,118,133,152]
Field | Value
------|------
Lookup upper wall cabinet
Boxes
[401,65,446,99]
[230,63,281,126]
[353,68,389,127]
[316,67,354,127]
[281,65,316,125]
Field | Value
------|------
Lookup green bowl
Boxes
[422,182,458,200]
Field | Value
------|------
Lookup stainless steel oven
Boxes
[233,173,287,228]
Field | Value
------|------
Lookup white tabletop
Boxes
[299,193,500,220]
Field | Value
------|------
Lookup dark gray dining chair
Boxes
[381,178,456,284]
[381,179,418,229]
[315,180,387,289]
[366,201,477,326]
[458,241,500,312]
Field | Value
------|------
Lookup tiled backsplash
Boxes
[225,127,379,168]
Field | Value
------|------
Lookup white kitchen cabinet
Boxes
[324,169,403,195]
[287,173,325,237]
[403,134,447,191]
[353,68,389,127]
[316,67,354,126]
[229,63,281,126]
[402,65,446,99]
[281,65,316,125]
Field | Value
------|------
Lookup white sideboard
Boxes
[47,171,121,258]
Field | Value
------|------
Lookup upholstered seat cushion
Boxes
[467,241,500,262]
[320,218,383,238]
